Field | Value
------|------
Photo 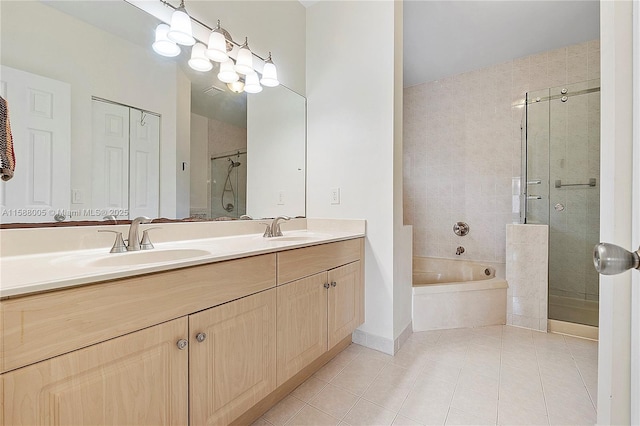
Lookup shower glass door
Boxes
[525,79,600,327]
[210,151,247,219]
[548,80,600,327]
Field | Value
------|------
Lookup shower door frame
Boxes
[523,81,601,328]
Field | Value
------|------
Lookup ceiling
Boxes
[403,0,600,87]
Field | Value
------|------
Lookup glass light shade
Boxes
[234,40,254,75]
[167,7,195,46]
[217,60,239,83]
[205,30,229,62]
[227,80,245,94]
[188,43,212,72]
[244,72,262,94]
[260,61,279,87]
[152,24,180,57]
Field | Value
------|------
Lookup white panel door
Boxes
[631,1,640,422]
[129,110,159,218]
[92,100,129,218]
[0,66,70,223]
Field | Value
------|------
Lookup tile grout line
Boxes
[442,334,470,425]
[534,332,552,426]
[324,348,395,425]
[564,338,598,412]
[495,325,505,426]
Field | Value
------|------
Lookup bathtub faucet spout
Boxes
[456,246,465,255]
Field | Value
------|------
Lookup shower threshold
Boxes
[547,319,598,340]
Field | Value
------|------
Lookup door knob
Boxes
[176,339,188,350]
[196,332,207,343]
[593,243,640,275]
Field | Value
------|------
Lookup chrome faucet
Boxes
[261,216,290,238]
[127,216,152,251]
[271,216,290,237]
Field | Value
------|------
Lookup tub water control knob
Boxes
[453,222,470,236]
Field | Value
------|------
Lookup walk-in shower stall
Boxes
[210,151,247,219]
[522,79,600,328]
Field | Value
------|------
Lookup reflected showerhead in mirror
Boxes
[593,243,640,275]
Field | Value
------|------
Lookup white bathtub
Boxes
[412,257,508,331]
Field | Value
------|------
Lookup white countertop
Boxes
[0,219,365,298]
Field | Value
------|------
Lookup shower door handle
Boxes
[527,195,542,200]
[593,243,640,275]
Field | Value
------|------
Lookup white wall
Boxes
[175,69,191,219]
[247,87,306,219]
[190,113,209,216]
[1,1,179,218]
[307,1,407,353]
[392,0,413,345]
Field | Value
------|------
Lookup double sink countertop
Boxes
[0,218,365,298]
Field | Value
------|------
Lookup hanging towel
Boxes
[0,95,15,181]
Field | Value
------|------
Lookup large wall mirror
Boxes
[0,0,306,225]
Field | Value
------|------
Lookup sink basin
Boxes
[88,249,211,267]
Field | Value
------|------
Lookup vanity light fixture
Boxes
[244,72,263,94]
[188,42,213,72]
[260,52,279,87]
[167,0,195,46]
[152,24,180,57]
[154,0,279,93]
[218,59,240,83]
[227,79,245,94]
[234,38,254,75]
[206,21,231,63]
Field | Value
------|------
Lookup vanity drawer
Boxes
[0,253,276,373]
[276,238,363,285]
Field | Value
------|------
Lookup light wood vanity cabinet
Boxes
[0,237,364,426]
[276,272,329,385]
[276,239,364,385]
[189,289,277,425]
[2,318,189,425]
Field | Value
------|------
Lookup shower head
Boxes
[227,158,241,168]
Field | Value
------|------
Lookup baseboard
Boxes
[394,321,413,353]
[352,322,413,355]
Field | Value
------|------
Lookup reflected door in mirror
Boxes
[0,66,71,224]
[92,100,159,220]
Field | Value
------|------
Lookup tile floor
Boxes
[253,325,598,426]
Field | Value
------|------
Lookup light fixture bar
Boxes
[158,0,269,62]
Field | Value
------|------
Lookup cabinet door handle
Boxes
[323,282,330,289]
[176,339,188,350]
[331,281,337,287]
[196,332,207,343]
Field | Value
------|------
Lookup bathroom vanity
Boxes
[0,220,365,425]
